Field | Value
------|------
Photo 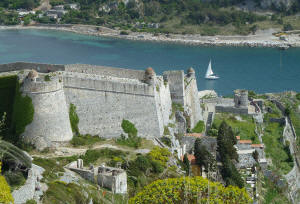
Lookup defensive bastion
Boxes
[0,62,203,150]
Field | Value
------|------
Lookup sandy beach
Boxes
[1,24,300,48]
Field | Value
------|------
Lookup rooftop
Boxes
[239,140,252,144]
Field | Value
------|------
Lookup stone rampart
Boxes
[65,64,145,81]
[215,105,248,115]
[163,71,185,106]
[63,72,161,138]
[68,168,95,183]
[0,62,65,73]
[22,75,73,150]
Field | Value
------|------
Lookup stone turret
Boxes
[234,89,248,108]
[144,67,156,86]
[21,71,73,150]
[187,67,195,78]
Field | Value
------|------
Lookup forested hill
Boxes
[1,0,300,35]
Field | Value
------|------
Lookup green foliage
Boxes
[0,75,17,139]
[70,134,105,147]
[296,93,300,101]
[43,180,104,204]
[69,103,79,135]
[163,126,170,135]
[0,0,39,9]
[148,147,171,168]
[120,30,129,35]
[129,177,252,204]
[182,153,190,175]
[213,113,259,143]
[25,199,37,204]
[121,119,137,137]
[115,133,141,148]
[262,122,293,174]
[3,171,26,189]
[283,23,293,31]
[192,120,205,133]
[0,162,14,204]
[33,157,65,182]
[262,176,290,204]
[44,75,51,81]
[80,148,127,165]
[160,136,171,147]
[194,138,216,173]
[11,82,34,143]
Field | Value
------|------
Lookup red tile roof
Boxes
[236,136,240,140]
[181,154,196,165]
[251,144,264,148]
[239,140,252,144]
[185,133,203,138]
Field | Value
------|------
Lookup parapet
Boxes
[144,67,156,85]
[187,67,195,78]
[21,72,63,94]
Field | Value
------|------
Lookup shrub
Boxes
[192,120,205,133]
[283,23,293,31]
[121,119,137,137]
[163,126,170,135]
[4,171,26,188]
[69,103,79,135]
[148,147,170,167]
[70,134,105,147]
[44,75,51,81]
[0,162,14,204]
[26,199,37,204]
[80,148,127,165]
[150,160,164,174]
[120,30,129,35]
[129,177,252,204]
[160,136,171,147]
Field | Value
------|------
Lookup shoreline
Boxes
[0,24,300,48]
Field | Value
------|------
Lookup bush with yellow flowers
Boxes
[129,176,252,204]
[0,161,14,204]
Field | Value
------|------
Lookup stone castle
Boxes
[0,62,203,150]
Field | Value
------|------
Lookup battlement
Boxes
[22,74,63,94]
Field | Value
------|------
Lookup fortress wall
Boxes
[22,77,63,93]
[154,76,172,133]
[63,75,161,138]
[185,77,203,128]
[0,62,65,73]
[23,87,73,149]
[65,64,145,81]
[163,71,185,106]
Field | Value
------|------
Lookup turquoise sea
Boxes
[0,29,299,95]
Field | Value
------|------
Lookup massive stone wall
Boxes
[22,75,73,150]
[163,71,185,106]
[0,62,65,73]
[65,64,145,81]
[63,72,162,138]
[185,74,203,128]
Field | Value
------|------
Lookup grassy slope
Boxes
[213,113,260,143]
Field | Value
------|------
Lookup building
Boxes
[67,159,127,194]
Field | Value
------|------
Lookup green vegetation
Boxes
[70,134,105,147]
[194,138,216,173]
[192,120,205,133]
[160,136,171,147]
[213,113,259,144]
[217,121,244,188]
[43,180,104,204]
[170,102,184,119]
[182,153,190,175]
[116,119,141,148]
[129,176,252,204]
[81,148,127,165]
[262,122,293,175]
[0,75,17,139]
[44,75,51,81]
[69,103,79,135]
[3,171,26,190]
[25,199,37,204]
[264,100,282,119]
[261,175,290,204]
[163,126,170,135]
[11,82,34,144]
[0,162,14,204]
[0,0,39,9]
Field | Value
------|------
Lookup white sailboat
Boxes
[205,60,219,80]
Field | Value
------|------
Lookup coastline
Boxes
[0,24,300,48]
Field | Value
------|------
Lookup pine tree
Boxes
[183,153,190,175]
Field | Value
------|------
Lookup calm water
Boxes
[0,29,299,95]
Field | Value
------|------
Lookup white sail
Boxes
[205,60,214,77]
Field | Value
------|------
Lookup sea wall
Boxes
[63,72,162,138]
[0,62,65,73]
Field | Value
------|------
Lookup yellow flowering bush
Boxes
[0,162,14,204]
[129,176,252,204]
[148,147,171,167]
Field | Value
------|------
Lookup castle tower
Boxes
[239,90,248,108]
[21,71,73,150]
[187,67,195,78]
[144,67,156,86]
